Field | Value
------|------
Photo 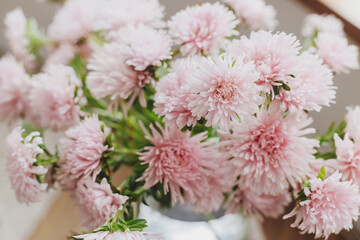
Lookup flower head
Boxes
[221,104,318,195]
[154,57,200,128]
[187,54,262,130]
[227,31,301,94]
[168,2,239,56]
[4,8,35,70]
[87,43,152,108]
[56,115,111,191]
[113,24,172,71]
[223,0,278,30]
[315,32,359,74]
[276,52,336,112]
[6,127,47,204]
[224,183,291,220]
[73,178,128,230]
[0,54,30,122]
[346,106,360,143]
[48,0,98,43]
[95,0,164,32]
[74,231,159,240]
[139,123,230,212]
[327,133,360,186]
[28,64,83,131]
[302,14,344,37]
[284,171,360,239]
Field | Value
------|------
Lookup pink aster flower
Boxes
[87,43,153,110]
[112,24,172,71]
[221,104,319,195]
[154,58,200,128]
[48,0,98,43]
[276,52,336,112]
[224,183,291,220]
[138,122,228,211]
[73,178,128,230]
[227,31,301,94]
[74,231,160,240]
[315,32,359,74]
[223,0,278,30]
[345,106,360,143]
[4,8,35,71]
[168,2,239,56]
[56,115,111,191]
[302,14,344,37]
[327,133,360,186]
[5,127,47,204]
[95,0,165,32]
[187,54,262,130]
[0,54,30,122]
[284,171,360,239]
[28,64,83,131]
[43,43,77,71]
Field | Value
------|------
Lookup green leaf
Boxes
[154,66,169,80]
[318,166,326,181]
[25,18,52,60]
[69,53,87,79]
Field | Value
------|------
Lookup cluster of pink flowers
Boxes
[223,0,278,30]
[139,123,233,213]
[2,1,360,239]
[0,54,30,122]
[73,178,128,230]
[221,104,318,195]
[302,14,359,73]
[5,127,48,204]
[285,172,360,239]
[168,2,239,56]
[56,115,111,191]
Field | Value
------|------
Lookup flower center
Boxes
[214,80,237,103]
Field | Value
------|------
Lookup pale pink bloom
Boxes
[74,231,160,240]
[43,43,77,71]
[315,32,359,74]
[284,171,360,239]
[0,55,30,122]
[95,0,165,32]
[48,0,98,43]
[28,64,83,131]
[276,52,336,112]
[4,8,35,71]
[228,31,301,94]
[345,106,360,143]
[223,0,278,30]
[224,184,291,220]
[327,133,360,186]
[5,127,47,204]
[56,115,110,191]
[87,43,152,109]
[112,25,172,71]
[221,104,318,195]
[153,58,200,128]
[302,14,344,37]
[73,178,128,230]
[187,54,262,130]
[168,2,239,56]
[139,123,229,212]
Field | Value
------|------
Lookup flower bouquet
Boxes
[2,0,360,239]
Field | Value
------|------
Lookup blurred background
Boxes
[0,0,359,239]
